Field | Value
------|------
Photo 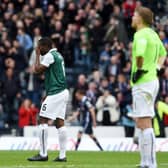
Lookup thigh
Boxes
[132,80,159,118]
[83,122,93,135]
[39,89,69,120]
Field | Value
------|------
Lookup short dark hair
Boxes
[135,6,153,26]
[38,37,52,49]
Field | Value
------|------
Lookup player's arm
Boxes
[89,107,97,127]
[157,56,166,68]
[66,111,80,122]
[136,56,143,69]
[85,99,96,127]
[34,47,47,74]
[157,41,167,77]
[157,57,166,77]
[132,37,148,83]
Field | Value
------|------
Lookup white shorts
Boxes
[39,89,69,120]
[131,80,159,118]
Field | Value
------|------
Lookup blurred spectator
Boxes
[122,60,132,80]
[63,1,77,25]
[99,77,109,94]
[86,8,100,29]
[1,67,21,127]
[104,15,128,45]
[72,74,88,109]
[164,96,168,126]
[153,100,168,137]
[25,66,44,108]
[121,104,135,137]
[33,8,46,34]
[23,14,35,37]
[107,54,120,76]
[98,0,114,25]
[75,26,92,71]
[86,81,98,105]
[122,0,136,19]
[0,0,167,132]
[141,0,166,14]
[88,68,102,85]
[159,67,168,98]
[45,4,56,20]
[32,27,42,48]
[25,36,44,107]
[96,89,120,125]
[16,27,33,57]
[0,80,7,129]
[0,103,6,129]
[116,73,131,100]
[9,39,28,72]
[75,8,87,27]
[89,17,105,63]
[159,30,168,51]
[122,0,136,39]
[108,74,118,96]
[23,26,43,107]
[50,20,64,39]
[99,43,111,76]
[61,29,75,67]
[116,91,129,110]
[18,98,39,135]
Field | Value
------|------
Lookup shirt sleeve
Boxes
[41,53,54,67]
[85,100,93,109]
[135,36,147,57]
[159,41,167,57]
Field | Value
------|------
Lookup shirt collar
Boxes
[49,48,57,52]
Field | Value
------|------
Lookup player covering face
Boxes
[27,37,69,162]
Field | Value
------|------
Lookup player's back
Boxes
[79,96,93,125]
[45,49,67,95]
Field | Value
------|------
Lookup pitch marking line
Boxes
[160,163,168,166]
[0,163,168,168]
[0,165,136,168]
[0,166,76,168]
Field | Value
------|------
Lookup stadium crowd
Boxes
[0,0,168,136]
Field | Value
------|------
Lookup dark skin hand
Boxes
[34,47,47,74]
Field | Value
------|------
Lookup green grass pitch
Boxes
[0,151,167,168]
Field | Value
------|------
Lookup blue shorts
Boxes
[80,122,93,135]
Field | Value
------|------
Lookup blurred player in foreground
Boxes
[74,89,103,151]
[28,37,69,162]
[130,6,167,168]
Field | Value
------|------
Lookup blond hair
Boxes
[135,6,153,26]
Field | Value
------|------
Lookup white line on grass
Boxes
[1,163,168,168]
[0,166,76,168]
[160,163,168,166]
[0,165,135,168]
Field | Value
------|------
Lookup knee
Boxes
[136,118,152,130]
[55,118,64,129]
[136,121,143,129]
[55,123,60,129]
[39,116,48,124]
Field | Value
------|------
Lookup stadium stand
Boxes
[0,0,168,137]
